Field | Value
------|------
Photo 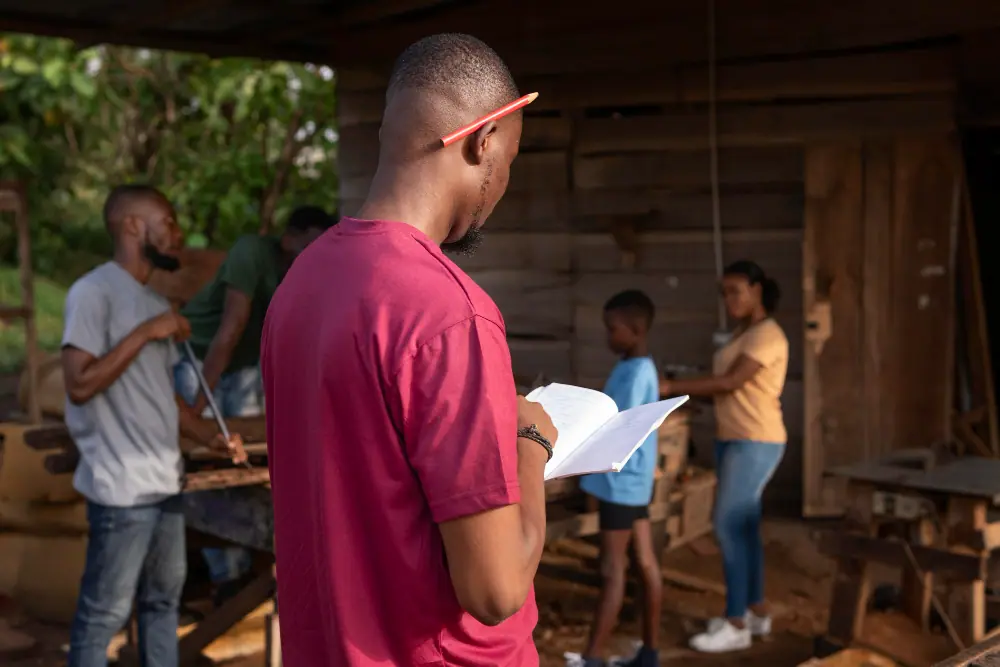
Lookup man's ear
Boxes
[123,215,143,238]
[466,121,497,166]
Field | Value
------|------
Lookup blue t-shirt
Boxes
[579,356,660,507]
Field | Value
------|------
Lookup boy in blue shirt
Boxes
[578,290,662,667]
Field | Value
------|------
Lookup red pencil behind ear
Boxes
[439,92,539,147]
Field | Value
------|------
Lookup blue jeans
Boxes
[174,359,260,585]
[713,439,785,619]
[68,497,186,667]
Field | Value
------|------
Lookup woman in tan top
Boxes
[660,260,788,654]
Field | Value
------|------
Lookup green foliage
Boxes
[0,34,339,287]
[0,264,67,372]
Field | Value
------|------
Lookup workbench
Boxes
[815,450,1000,656]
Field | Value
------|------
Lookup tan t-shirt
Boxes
[712,318,788,443]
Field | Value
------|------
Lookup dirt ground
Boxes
[1,518,842,667]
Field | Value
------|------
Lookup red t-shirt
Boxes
[261,218,538,666]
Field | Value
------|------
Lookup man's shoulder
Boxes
[68,262,118,299]
[378,239,504,329]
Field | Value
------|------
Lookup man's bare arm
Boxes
[438,397,556,626]
[192,287,252,413]
[438,440,548,625]
[62,312,185,404]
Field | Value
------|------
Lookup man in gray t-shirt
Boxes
[61,184,246,667]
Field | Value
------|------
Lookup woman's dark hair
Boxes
[723,260,781,314]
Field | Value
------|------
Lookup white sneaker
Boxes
[747,610,772,637]
[689,620,752,653]
[706,611,772,637]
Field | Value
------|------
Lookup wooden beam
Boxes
[338,47,956,105]
[183,467,271,492]
[111,0,242,31]
[576,98,955,154]
[0,10,327,63]
[24,418,267,453]
[267,0,468,46]
[815,530,988,581]
[316,0,1000,72]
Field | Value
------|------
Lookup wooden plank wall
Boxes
[802,137,959,515]
[337,44,957,503]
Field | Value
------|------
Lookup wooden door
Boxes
[802,138,958,517]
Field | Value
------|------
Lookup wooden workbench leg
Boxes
[946,498,989,647]
[826,556,872,646]
[177,569,277,665]
[826,483,875,647]
[265,610,281,667]
[901,518,936,629]
[948,580,986,648]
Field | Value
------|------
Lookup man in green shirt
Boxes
[175,205,336,601]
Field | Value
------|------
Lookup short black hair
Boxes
[387,33,519,109]
[103,184,166,227]
[286,205,337,234]
[604,290,655,329]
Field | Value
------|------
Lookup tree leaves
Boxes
[0,33,339,282]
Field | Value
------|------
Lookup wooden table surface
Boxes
[826,456,1000,504]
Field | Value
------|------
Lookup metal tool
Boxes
[182,340,252,470]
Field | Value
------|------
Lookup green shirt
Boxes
[182,235,285,372]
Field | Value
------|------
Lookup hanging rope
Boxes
[708,0,727,332]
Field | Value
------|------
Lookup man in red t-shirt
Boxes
[261,33,559,666]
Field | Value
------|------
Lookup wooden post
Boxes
[826,482,875,646]
[901,518,936,629]
[265,590,281,667]
[946,498,988,647]
[0,183,40,423]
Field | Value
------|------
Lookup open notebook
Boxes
[525,383,689,481]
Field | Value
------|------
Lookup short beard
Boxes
[441,225,484,257]
[442,160,492,258]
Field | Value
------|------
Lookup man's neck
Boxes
[358,164,455,244]
[113,246,152,284]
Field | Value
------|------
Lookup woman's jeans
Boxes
[174,359,262,586]
[713,439,785,619]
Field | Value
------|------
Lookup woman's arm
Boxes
[661,354,763,397]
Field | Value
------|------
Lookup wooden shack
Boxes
[328,1,1000,516]
[3,0,1000,517]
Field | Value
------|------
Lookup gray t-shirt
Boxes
[62,262,182,507]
